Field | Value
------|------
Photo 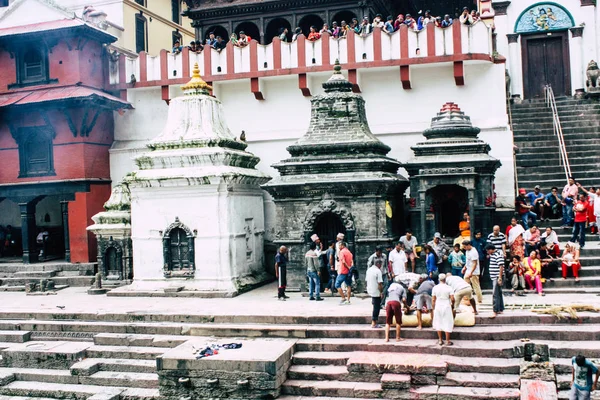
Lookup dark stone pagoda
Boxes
[403,102,501,243]
[262,62,408,290]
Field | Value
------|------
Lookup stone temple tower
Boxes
[263,62,408,290]
[116,64,271,296]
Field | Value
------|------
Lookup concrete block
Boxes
[520,379,558,400]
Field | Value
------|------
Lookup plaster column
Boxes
[60,200,71,262]
[507,33,522,102]
[19,202,37,264]
[570,26,585,98]
[491,1,511,58]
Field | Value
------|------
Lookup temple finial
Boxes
[333,59,342,74]
[181,62,212,92]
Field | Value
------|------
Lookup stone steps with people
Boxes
[0,308,597,398]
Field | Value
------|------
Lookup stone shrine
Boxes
[403,103,501,243]
[263,62,408,290]
[87,183,133,283]
[115,63,271,296]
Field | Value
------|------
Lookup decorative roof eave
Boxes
[0,22,117,45]
[183,0,390,21]
[0,90,132,112]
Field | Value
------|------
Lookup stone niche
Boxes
[87,183,133,282]
[403,103,501,242]
[115,64,271,296]
[263,62,408,289]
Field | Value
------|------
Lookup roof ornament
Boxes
[181,62,212,93]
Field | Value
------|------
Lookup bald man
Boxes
[275,246,289,301]
[487,225,507,256]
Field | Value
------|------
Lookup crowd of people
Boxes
[171,7,483,55]
[272,178,599,343]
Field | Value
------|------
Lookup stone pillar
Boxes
[468,189,476,240]
[419,190,426,244]
[507,33,522,102]
[19,202,37,264]
[60,200,71,262]
[570,26,585,98]
[492,1,511,58]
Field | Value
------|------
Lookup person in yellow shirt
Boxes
[524,250,544,296]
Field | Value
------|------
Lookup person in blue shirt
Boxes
[527,186,546,222]
[544,186,563,220]
[471,230,487,277]
[448,243,466,277]
[571,354,599,399]
[424,245,439,283]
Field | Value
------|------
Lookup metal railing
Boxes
[545,85,572,181]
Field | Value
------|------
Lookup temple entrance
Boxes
[314,212,346,247]
[104,246,121,278]
[426,185,468,239]
[522,32,570,98]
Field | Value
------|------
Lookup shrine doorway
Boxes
[314,212,346,248]
[426,185,468,238]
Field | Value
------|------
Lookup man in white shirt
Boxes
[366,260,384,328]
[446,273,478,314]
[461,240,482,304]
[389,242,408,278]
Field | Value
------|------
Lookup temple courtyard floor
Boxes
[0,283,598,399]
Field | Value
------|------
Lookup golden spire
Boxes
[181,62,212,92]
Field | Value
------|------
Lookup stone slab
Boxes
[347,352,447,375]
[380,373,410,389]
[159,338,294,375]
[520,379,558,400]
[437,386,521,399]
[1,341,91,369]
[438,372,520,388]
[520,361,555,381]
[0,331,31,343]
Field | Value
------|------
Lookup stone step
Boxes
[85,345,169,360]
[516,161,600,172]
[0,263,94,274]
[71,358,157,375]
[0,284,69,292]
[0,397,57,400]
[518,177,598,189]
[292,351,351,366]
[437,372,520,388]
[0,331,31,343]
[0,276,93,287]
[11,271,57,278]
[288,365,349,381]
[437,386,521,399]
[0,367,78,384]
[79,371,159,389]
[0,381,123,399]
[93,333,187,348]
[281,379,383,398]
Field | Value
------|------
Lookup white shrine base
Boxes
[122,183,270,297]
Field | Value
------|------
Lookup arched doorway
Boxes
[205,25,229,43]
[515,3,575,98]
[314,212,346,247]
[169,228,190,270]
[234,21,261,43]
[104,247,119,278]
[331,10,357,26]
[298,14,324,36]
[265,17,291,44]
[162,217,195,277]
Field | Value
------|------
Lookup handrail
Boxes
[544,85,572,182]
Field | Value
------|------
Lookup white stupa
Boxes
[117,63,271,296]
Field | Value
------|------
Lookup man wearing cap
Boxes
[516,188,536,229]
[415,274,435,329]
[428,233,450,272]
[462,240,483,303]
[368,246,388,302]
[527,186,546,222]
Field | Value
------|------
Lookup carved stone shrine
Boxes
[403,103,501,243]
[263,62,408,290]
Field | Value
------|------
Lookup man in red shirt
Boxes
[335,242,354,305]
[516,188,536,229]
[570,194,589,248]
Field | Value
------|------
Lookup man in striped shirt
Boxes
[487,225,507,256]
[486,244,505,318]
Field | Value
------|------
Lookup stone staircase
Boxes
[0,310,598,398]
[512,96,600,192]
[0,262,95,292]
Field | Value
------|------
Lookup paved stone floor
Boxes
[0,282,597,317]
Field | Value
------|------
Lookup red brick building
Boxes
[0,0,130,264]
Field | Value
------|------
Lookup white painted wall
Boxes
[112,60,513,244]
